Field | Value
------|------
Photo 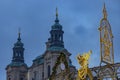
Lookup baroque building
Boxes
[6,9,76,80]
[6,4,120,80]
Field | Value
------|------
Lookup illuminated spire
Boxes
[103,3,107,19]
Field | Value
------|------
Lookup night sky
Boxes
[0,0,120,80]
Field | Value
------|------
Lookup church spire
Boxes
[103,3,107,19]
[46,8,64,51]
[12,30,25,63]
[6,30,27,80]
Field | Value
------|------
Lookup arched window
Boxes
[34,71,37,80]
[16,52,19,57]
[42,72,44,80]
[48,65,51,77]
[55,34,57,40]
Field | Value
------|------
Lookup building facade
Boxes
[6,32,28,80]
[6,9,76,80]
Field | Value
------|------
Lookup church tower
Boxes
[46,8,64,50]
[6,31,28,80]
[44,8,72,79]
[28,8,75,80]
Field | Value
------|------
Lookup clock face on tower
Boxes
[60,62,65,70]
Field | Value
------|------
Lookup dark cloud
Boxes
[74,25,87,36]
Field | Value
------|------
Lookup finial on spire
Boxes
[103,3,107,19]
[18,28,21,41]
[56,7,58,17]
[55,7,59,23]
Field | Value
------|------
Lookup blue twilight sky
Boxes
[0,0,120,80]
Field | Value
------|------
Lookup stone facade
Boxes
[28,50,75,80]
[6,66,28,80]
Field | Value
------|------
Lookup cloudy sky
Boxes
[0,0,120,80]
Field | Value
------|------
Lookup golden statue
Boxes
[76,50,93,80]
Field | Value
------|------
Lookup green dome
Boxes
[51,14,62,30]
[14,33,24,47]
[33,55,44,65]
[14,40,24,47]
[52,23,62,30]
[8,62,27,67]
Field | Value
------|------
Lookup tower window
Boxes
[34,71,37,80]
[16,52,19,57]
[42,72,44,79]
[8,78,11,80]
[55,34,57,40]
[48,65,51,77]
[20,78,23,80]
